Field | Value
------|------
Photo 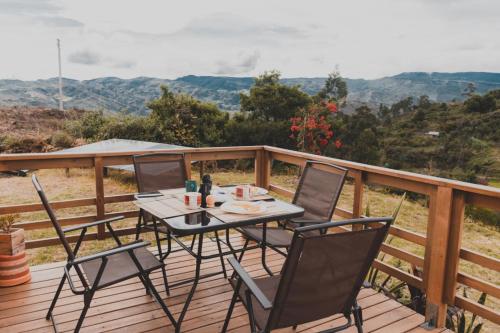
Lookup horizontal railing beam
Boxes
[17,210,138,230]
[0,194,134,215]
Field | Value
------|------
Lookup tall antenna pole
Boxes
[57,38,64,111]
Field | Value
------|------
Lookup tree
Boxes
[240,71,311,121]
[462,82,476,97]
[464,94,496,113]
[315,71,348,108]
[390,97,414,117]
[147,86,228,147]
[341,106,381,164]
[412,109,426,122]
[417,95,431,109]
[290,101,340,154]
[351,128,380,165]
[377,104,392,124]
[224,113,293,148]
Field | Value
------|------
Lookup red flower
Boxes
[290,125,300,132]
[326,130,334,138]
[335,139,342,149]
[326,102,337,113]
[319,138,328,146]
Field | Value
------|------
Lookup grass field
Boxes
[0,167,498,332]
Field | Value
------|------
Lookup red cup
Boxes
[184,192,201,209]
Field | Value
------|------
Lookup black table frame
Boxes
[143,204,304,333]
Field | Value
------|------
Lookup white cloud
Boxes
[33,16,84,28]
[0,0,59,15]
[0,0,499,80]
[68,50,101,65]
[214,51,260,75]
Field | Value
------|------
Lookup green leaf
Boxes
[458,313,466,333]
[471,323,483,333]
[392,192,406,221]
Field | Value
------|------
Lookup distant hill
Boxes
[0,72,499,114]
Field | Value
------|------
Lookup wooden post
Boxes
[255,149,271,189]
[94,157,105,239]
[184,153,192,180]
[353,171,364,218]
[424,186,453,327]
[199,161,205,180]
[444,190,466,304]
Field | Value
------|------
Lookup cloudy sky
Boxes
[0,0,499,80]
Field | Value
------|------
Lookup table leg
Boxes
[152,217,170,296]
[214,231,227,278]
[176,232,204,333]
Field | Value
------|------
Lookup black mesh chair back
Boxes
[32,174,74,260]
[292,161,347,221]
[133,153,188,193]
[267,219,391,330]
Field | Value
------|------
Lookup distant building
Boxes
[426,131,440,137]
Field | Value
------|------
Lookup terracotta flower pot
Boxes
[0,228,31,287]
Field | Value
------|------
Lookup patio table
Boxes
[134,187,304,332]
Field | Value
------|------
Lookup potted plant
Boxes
[0,214,31,287]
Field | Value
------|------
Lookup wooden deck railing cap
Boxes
[263,145,500,198]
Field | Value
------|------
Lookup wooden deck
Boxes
[0,235,451,333]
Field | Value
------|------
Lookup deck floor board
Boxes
[0,235,451,333]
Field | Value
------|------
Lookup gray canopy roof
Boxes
[54,139,185,172]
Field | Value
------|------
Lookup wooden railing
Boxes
[0,145,498,328]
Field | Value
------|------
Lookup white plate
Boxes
[220,201,268,215]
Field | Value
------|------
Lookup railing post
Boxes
[424,186,453,327]
[184,153,192,180]
[255,149,271,189]
[94,157,106,239]
[353,171,364,218]
[444,190,466,305]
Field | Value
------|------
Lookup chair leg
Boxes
[261,243,273,276]
[74,292,94,333]
[46,273,67,320]
[160,264,170,296]
[143,272,177,329]
[231,238,249,279]
[221,289,239,333]
[353,304,363,333]
[214,231,227,278]
[238,238,249,263]
[152,218,170,296]
[138,274,151,296]
[245,290,258,333]
[135,211,143,241]
[189,234,197,250]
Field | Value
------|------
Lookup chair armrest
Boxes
[227,257,272,310]
[72,241,151,265]
[63,216,125,233]
[289,218,330,225]
[296,217,393,233]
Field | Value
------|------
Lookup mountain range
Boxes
[0,72,499,114]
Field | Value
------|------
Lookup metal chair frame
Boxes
[223,217,393,333]
[132,152,228,296]
[32,174,176,332]
[237,160,348,275]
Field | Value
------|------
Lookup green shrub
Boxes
[51,131,74,148]
[464,94,496,113]
[465,205,500,228]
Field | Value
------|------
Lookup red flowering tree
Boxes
[290,100,342,155]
